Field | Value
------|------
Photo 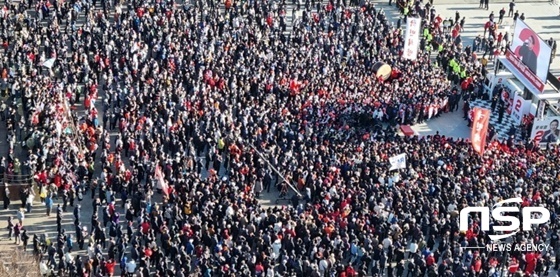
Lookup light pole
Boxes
[500,249,508,277]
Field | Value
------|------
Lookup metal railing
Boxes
[2,173,34,185]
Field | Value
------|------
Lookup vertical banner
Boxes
[471,108,491,155]
[510,94,531,125]
[403,17,421,60]
[501,79,522,115]
[500,87,515,115]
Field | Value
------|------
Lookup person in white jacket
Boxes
[87,243,96,259]
[265,266,275,277]
[271,239,282,260]
[39,260,51,276]
[319,258,329,276]
[26,193,34,213]
[409,240,419,259]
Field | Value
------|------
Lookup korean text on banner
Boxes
[389,153,407,171]
[471,108,490,155]
[531,116,560,146]
[403,17,421,60]
[510,94,530,125]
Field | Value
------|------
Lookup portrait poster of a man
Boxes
[518,35,538,74]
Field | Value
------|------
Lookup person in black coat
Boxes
[406,260,416,277]
[498,102,506,124]
[76,224,85,250]
[519,35,539,74]
[491,94,499,111]
[2,187,9,210]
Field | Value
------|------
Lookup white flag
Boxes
[42,58,56,69]
[403,17,422,61]
[389,153,407,171]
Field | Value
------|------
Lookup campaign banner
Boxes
[531,116,560,145]
[506,19,552,92]
[499,79,522,115]
[403,17,421,61]
[471,108,490,155]
[510,94,531,125]
[389,153,407,171]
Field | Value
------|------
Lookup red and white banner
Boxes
[506,19,552,92]
[403,17,421,60]
[471,107,490,155]
[506,50,545,92]
[497,78,522,115]
[154,165,169,196]
[510,94,531,125]
[530,116,560,146]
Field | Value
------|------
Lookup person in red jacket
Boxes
[525,252,538,274]
[254,262,264,276]
[466,226,476,241]
[472,256,482,273]
[141,221,150,235]
[426,253,436,267]
[105,258,116,276]
[344,264,356,276]
[509,257,519,274]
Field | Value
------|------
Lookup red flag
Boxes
[154,165,169,197]
[471,107,490,155]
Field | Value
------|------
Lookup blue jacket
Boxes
[45,197,53,207]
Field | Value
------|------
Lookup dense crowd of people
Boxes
[0,0,558,276]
